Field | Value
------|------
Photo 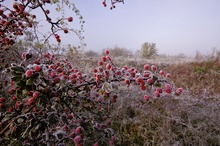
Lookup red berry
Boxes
[0,10,3,15]
[25,70,33,77]
[154,91,160,97]
[98,61,103,65]
[147,78,153,84]
[69,131,76,138]
[165,84,171,89]
[11,95,17,101]
[93,142,99,146]
[116,70,121,75]
[56,38,61,43]
[106,63,111,70]
[0,103,3,108]
[35,65,41,72]
[106,56,111,61]
[75,126,83,134]
[144,95,149,100]
[159,70,164,75]
[165,88,172,93]
[32,14,36,19]
[27,97,35,105]
[144,64,149,70]
[175,88,183,96]
[111,136,115,141]
[105,50,109,55]
[8,107,13,112]
[96,76,101,82]
[45,10,50,14]
[67,17,73,22]
[101,56,107,62]
[71,79,76,84]
[49,64,54,69]
[166,73,171,78]
[45,0,51,3]
[136,77,144,84]
[70,73,77,79]
[98,67,103,72]
[156,88,163,93]
[22,52,26,59]
[177,87,183,93]
[56,67,63,72]
[64,29,68,33]
[151,65,157,71]
[93,68,98,73]
[111,98,116,103]
[0,98,4,103]
[53,77,61,84]
[33,91,40,99]
[124,79,130,84]
[140,85,146,91]
[73,135,82,144]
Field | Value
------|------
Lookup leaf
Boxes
[47,112,59,124]
[16,80,26,87]
[11,66,25,73]
[103,95,109,101]
[99,89,104,95]
[2,114,11,122]
[152,75,158,82]
[17,118,24,123]
[111,82,118,90]
[35,123,41,131]
[22,89,28,96]
[26,78,34,85]
[22,118,34,138]
[12,71,23,77]
[12,76,23,83]
[25,53,32,60]
[104,128,115,138]
[10,139,22,146]
[155,83,162,87]
[31,72,39,80]
[102,82,112,93]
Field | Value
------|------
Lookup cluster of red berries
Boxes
[0,50,183,145]
[0,1,74,46]
[102,0,124,10]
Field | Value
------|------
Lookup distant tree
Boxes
[84,50,99,58]
[195,50,204,61]
[140,42,158,58]
[102,45,132,58]
[177,53,186,59]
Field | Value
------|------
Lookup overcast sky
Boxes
[72,0,220,56]
[3,0,220,56]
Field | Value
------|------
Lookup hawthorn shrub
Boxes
[0,0,182,145]
[0,50,182,145]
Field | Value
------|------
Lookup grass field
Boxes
[103,56,220,146]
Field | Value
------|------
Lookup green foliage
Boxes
[194,65,206,74]
[140,42,158,58]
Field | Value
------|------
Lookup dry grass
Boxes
[111,86,220,146]
[82,55,220,145]
[108,57,220,146]
[165,59,220,96]
[120,57,220,96]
